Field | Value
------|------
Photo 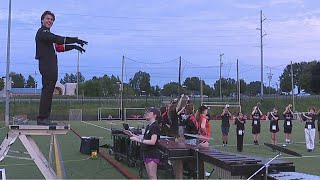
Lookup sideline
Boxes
[81,121,111,131]
[54,135,67,179]
[71,127,137,179]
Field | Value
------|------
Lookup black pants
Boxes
[236,130,244,151]
[37,60,58,120]
[237,135,244,151]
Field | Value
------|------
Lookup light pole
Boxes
[141,90,146,106]
[219,53,224,101]
[182,85,186,95]
[5,0,12,126]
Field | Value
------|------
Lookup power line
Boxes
[124,56,179,64]
[0,27,258,38]
[0,8,258,22]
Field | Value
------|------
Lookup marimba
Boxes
[197,148,294,179]
[157,140,295,179]
[111,129,141,167]
[158,139,194,160]
[267,171,320,180]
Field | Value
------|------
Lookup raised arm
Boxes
[251,106,256,115]
[176,94,185,112]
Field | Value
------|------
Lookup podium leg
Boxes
[0,132,18,161]
[19,135,57,180]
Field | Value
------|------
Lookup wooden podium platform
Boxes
[0,124,70,179]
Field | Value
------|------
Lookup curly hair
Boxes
[41,11,55,24]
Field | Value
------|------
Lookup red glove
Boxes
[54,44,65,52]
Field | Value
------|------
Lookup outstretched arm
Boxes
[65,45,86,53]
[38,29,87,45]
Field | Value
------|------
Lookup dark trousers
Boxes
[237,134,244,151]
[37,60,58,120]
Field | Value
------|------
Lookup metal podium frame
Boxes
[0,125,70,179]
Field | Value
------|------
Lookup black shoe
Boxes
[307,149,312,152]
[37,119,57,125]
[237,149,242,152]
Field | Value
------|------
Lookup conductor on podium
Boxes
[35,11,87,125]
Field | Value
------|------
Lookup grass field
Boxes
[0,119,320,179]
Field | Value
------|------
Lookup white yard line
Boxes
[278,154,320,159]
[81,121,111,131]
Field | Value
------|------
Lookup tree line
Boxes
[1,61,319,96]
[280,61,320,94]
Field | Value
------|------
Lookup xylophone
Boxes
[111,129,141,168]
[196,148,295,179]
[157,140,295,179]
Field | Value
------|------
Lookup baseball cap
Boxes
[145,107,160,115]
[198,105,208,112]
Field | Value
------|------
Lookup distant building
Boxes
[0,78,77,97]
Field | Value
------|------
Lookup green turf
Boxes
[0,120,319,179]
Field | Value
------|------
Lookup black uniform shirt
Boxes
[142,121,160,158]
[221,113,230,127]
[268,113,279,128]
[252,112,261,126]
[235,117,246,130]
[283,112,293,127]
[303,114,316,129]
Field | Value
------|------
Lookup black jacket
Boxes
[35,26,78,61]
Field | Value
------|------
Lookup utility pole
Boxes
[237,59,241,112]
[121,56,125,120]
[178,56,182,97]
[5,0,12,127]
[76,51,80,100]
[219,53,224,101]
[267,66,273,94]
[200,78,203,105]
[291,61,295,112]
[257,10,267,98]
[34,71,37,95]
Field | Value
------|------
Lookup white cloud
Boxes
[230,2,264,9]
[269,0,304,6]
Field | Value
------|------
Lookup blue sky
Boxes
[0,0,319,89]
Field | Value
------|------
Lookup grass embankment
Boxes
[1,96,320,120]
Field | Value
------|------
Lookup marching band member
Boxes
[302,107,317,152]
[221,104,231,146]
[184,103,198,145]
[168,94,184,137]
[125,107,161,180]
[283,104,294,146]
[251,103,262,145]
[267,107,279,149]
[182,103,198,178]
[159,106,171,136]
[234,112,246,152]
[196,106,210,147]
